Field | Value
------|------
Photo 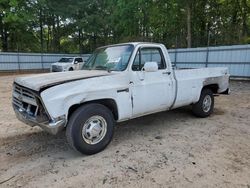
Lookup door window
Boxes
[75,58,83,62]
[132,48,166,71]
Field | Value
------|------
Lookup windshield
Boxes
[82,45,134,71]
[58,58,73,63]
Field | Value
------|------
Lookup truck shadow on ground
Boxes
[1,106,196,159]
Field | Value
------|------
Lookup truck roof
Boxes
[61,57,83,58]
[97,42,164,49]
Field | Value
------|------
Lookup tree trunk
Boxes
[39,8,43,52]
[52,14,56,52]
[0,16,8,51]
[231,1,239,44]
[47,25,50,52]
[78,29,81,54]
[2,28,8,51]
[241,0,249,38]
[56,15,60,52]
[187,3,192,48]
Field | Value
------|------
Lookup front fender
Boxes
[40,82,118,120]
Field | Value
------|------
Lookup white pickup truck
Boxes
[12,42,230,155]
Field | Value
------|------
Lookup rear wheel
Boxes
[192,88,214,118]
[66,103,115,155]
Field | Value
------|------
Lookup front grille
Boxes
[52,65,62,72]
[12,84,39,117]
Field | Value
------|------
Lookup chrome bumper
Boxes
[13,105,66,135]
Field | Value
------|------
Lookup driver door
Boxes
[77,58,84,69]
[74,58,83,70]
[130,47,174,117]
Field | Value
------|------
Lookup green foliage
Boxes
[0,0,249,53]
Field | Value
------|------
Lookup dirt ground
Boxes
[0,74,250,188]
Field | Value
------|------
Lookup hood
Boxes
[14,70,112,92]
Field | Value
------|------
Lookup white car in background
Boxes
[51,57,84,72]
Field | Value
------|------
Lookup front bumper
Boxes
[13,105,66,135]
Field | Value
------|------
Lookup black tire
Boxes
[66,103,115,155]
[69,67,73,71]
[192,88,214,118]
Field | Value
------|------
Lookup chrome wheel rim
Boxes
[202,95,212,113]
[82,115,107,145]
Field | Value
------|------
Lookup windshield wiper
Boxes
[95,65,107,70]
[94,65,113,73]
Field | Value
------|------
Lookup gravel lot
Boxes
[0,74,250,188]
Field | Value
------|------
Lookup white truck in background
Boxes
[51,57,84,72]
[12,42,230,155]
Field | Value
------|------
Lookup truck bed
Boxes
[172,67,229,108]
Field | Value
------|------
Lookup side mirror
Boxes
[172,64,177,69]
[74,61,78,64]
[143,62,158,72]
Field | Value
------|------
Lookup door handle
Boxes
[162,71,171,75]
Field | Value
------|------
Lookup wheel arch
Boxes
[202,84,219,94]
[68,98,119,121]
[193,84,219,104]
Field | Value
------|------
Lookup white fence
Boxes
[0,44,250,77]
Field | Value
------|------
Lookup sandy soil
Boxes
[0,74,250,188]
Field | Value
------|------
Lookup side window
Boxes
[132,48,165,71]
[76,58,83,62]
[132,51,140,71]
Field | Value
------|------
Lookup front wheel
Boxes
[66,103,114,155]
[192,88,214,118]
